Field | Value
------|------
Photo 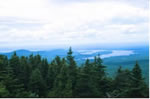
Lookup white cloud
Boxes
[0,0,148,50]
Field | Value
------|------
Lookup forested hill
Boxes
[0,47,149,83]
[0,47,149,98]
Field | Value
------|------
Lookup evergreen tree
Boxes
[84,59,92,74]
[3,71,26,97]
[62,79,72,97]
[29,68,47,97]
[0,82,9,97]
[29,54,42,70]
[0,54,27,97]
[40,58,49,81]
[47,59,58,90]
[48,58,72,97]
[132,61,143,82]
[29,54,34,69]
[47,64,54,90]
[66,47,77,96]
[0,55,9,81]
[55,56,63,74]
[93,55,105,78]
[75,71,99,97]
[126,62,149,98]
[19,56,31,90]
[9,52,21,77]
[0,55,8,71]
[92,55,107,96]
[112,67,132,97]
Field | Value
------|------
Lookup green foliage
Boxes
[125,62,149,98]
[0,82,9,97]
[75,59,99,97]
[29,68,47,97]
[3,73,26,97]
[19,56,31,90]
[66,47,77,96]
[75,72,99,97]
[132,61,142,81]
[110,62,149,98]
[0,47,148,98]
[48,57,72,97]
[9,52,21,77]
[40,58,49,82]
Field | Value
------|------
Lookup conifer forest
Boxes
[0,47,148,98]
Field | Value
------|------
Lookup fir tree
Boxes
[66,47,77,96]
[0,82,9,97]
[29,68,47,97]
[40,58,49,81]
[126,62,149,98]
[9,52,21,77]
[48,58,72,97]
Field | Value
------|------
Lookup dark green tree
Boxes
[0,82,9,97]
[3,70,27,97]
[9,52,21,77]
[19,56,31,90]
[66,47,77,96]
[40,58,49,81]
[47,59,58,90]
[75,59,99,97]
[92,55,108,96]
[48,58,72,97]
[29,68,47,97]
[126,62,149,98]
[111,67,132,97]
[132,61,143,82]
[0,55,8,71]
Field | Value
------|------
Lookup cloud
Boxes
[0,0,148,50]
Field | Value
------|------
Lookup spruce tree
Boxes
[40,58,49,81]
[75,71,99,97]
[29,68,46,97]
[92,55,107,96]
[19,56,31,90]
[9,52,21,78]
[112,68,132,97]
[126,62,149,98]
[132,61,143,82]
[66,47,77,96]
[0,82,9,97]
[47,59,58,90]
[3,70,26,97]
[48,58,72,97]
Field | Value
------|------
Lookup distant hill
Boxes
[0,49,69,60]
[0,49,112,61]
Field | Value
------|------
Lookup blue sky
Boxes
[0,0,149,51]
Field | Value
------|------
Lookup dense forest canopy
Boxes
[0,47,149,98]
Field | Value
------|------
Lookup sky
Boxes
[0,0,149,51]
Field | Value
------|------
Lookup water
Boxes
[101,50,134,58]
[78,50,106,55]
[79,50,135,59]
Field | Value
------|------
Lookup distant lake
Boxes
[79,50,135,59]
[78,50,106,55]
[101,50,134,58]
